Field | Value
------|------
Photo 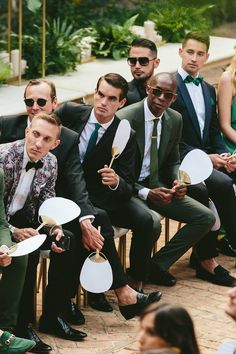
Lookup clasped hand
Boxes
[147,180,186,205]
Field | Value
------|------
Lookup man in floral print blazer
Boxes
[0,112,87,353]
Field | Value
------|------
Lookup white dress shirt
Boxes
[178,67,205,138]
[138,99,163,200]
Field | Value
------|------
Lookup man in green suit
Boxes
[0,168,28,332]
[117,72,216,286]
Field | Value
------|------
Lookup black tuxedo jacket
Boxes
[55,102,136,211]
[125,79,147,107]
[0,114,95,218]
[171,73,227,159]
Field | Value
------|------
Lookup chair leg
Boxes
[165,217,170,244]
[118,234,127,271]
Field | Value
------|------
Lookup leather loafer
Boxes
[149,266,176,286]
[217,238,236,257]
[39,316,87,341]
[88,292,113,312]
[119,291,162,320]
[0,331,35,353]
[63,300,85,325]
[15,326,52,353]
[196,264,236,287]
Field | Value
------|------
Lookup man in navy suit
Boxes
[172,31,236,284]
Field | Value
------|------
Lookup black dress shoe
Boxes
[119,291,162,320]
[15,326,52,353]
[63,300,85,325]
[87,292,113,312]
[39,316,87,341]
[196,264,236,287]
[149,266,176,286]
[217,238,236,257]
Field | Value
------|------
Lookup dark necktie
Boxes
[25,160,43,172]
[149,118,159,189]
[184,75,203,86]
[85,123,102,157]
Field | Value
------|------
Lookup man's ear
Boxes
[50,139,60,151]
[154,58,160,69]
[178,47,183,57]
[146,85,151,96]
[118,98,126,109]
[52,97,58,110]
[25,126,29,138]
[171,94,178,104]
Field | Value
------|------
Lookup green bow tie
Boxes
[184,75,203,86]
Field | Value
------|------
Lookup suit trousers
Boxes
[8,211,76,328]
[196,168,236,249]
[146,195,215,270]
[107,197,161,281]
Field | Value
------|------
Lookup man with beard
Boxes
[126,38,160,106]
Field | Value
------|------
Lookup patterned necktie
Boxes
[85,123,102,156]
[149,118,159,189]
[25,160,43,172]
[184,75,203,86]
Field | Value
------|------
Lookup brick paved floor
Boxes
[35,219,236,354]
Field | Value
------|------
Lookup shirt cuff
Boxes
[108,176,120,191]
[138,187,150,201]
[79,215,95,223]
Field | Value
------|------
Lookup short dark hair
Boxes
[140,303,200,354]
[96,73,128,101]
[182,31,210,51]
[130,38,157,57]
[31,112,61,138]
[24,79,56,100]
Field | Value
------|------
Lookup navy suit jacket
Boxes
[171,73,227,159]
[55,102,136,211]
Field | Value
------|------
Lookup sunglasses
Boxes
[148,86,176,100]
[127,57,156,66]
[24,98,50,107]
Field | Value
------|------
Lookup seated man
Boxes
[0,169,35,354]
[56,73,162,303]
[116,72,231,286]
[0,113,87,352]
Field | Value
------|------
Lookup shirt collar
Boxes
[144,98,164,122]
[178,67,200,80]
[90,109,114,130]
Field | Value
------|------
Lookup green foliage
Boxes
[0,59,12,85]
[12,18,92,78]
[92,14,139,60]
[150,5,214,42]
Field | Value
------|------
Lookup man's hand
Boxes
[0,246,12,267]
[172,180,187,199]
[209,153,229,169]
[98,165,119,188]
[12,227,38,242]
[225,155,236,173]
[50,226,65,253]
[147,187,175,206]
[80,219,104,251]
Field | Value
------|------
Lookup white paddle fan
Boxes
[109,119,131,168]
[3,234,47,257]
[80,227,113,293]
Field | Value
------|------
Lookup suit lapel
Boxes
[158,110,172,166]
[132,103,145,160]
[176,73,202,138]
[77,108,92,136]
[201,81,212,142]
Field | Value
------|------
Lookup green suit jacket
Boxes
[117,99,183,192]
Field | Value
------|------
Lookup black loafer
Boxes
[119,291,162,320]
[39,316,87,341]
[63,300,85,325]
[217,238,236,257]
[196,264,236,287]
[149,266,176,287]
[88,292,113,312]
[15,326,52,353]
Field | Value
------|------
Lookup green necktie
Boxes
[85,122,102,156]
[149,118,159,189]
[184,75,203,86]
